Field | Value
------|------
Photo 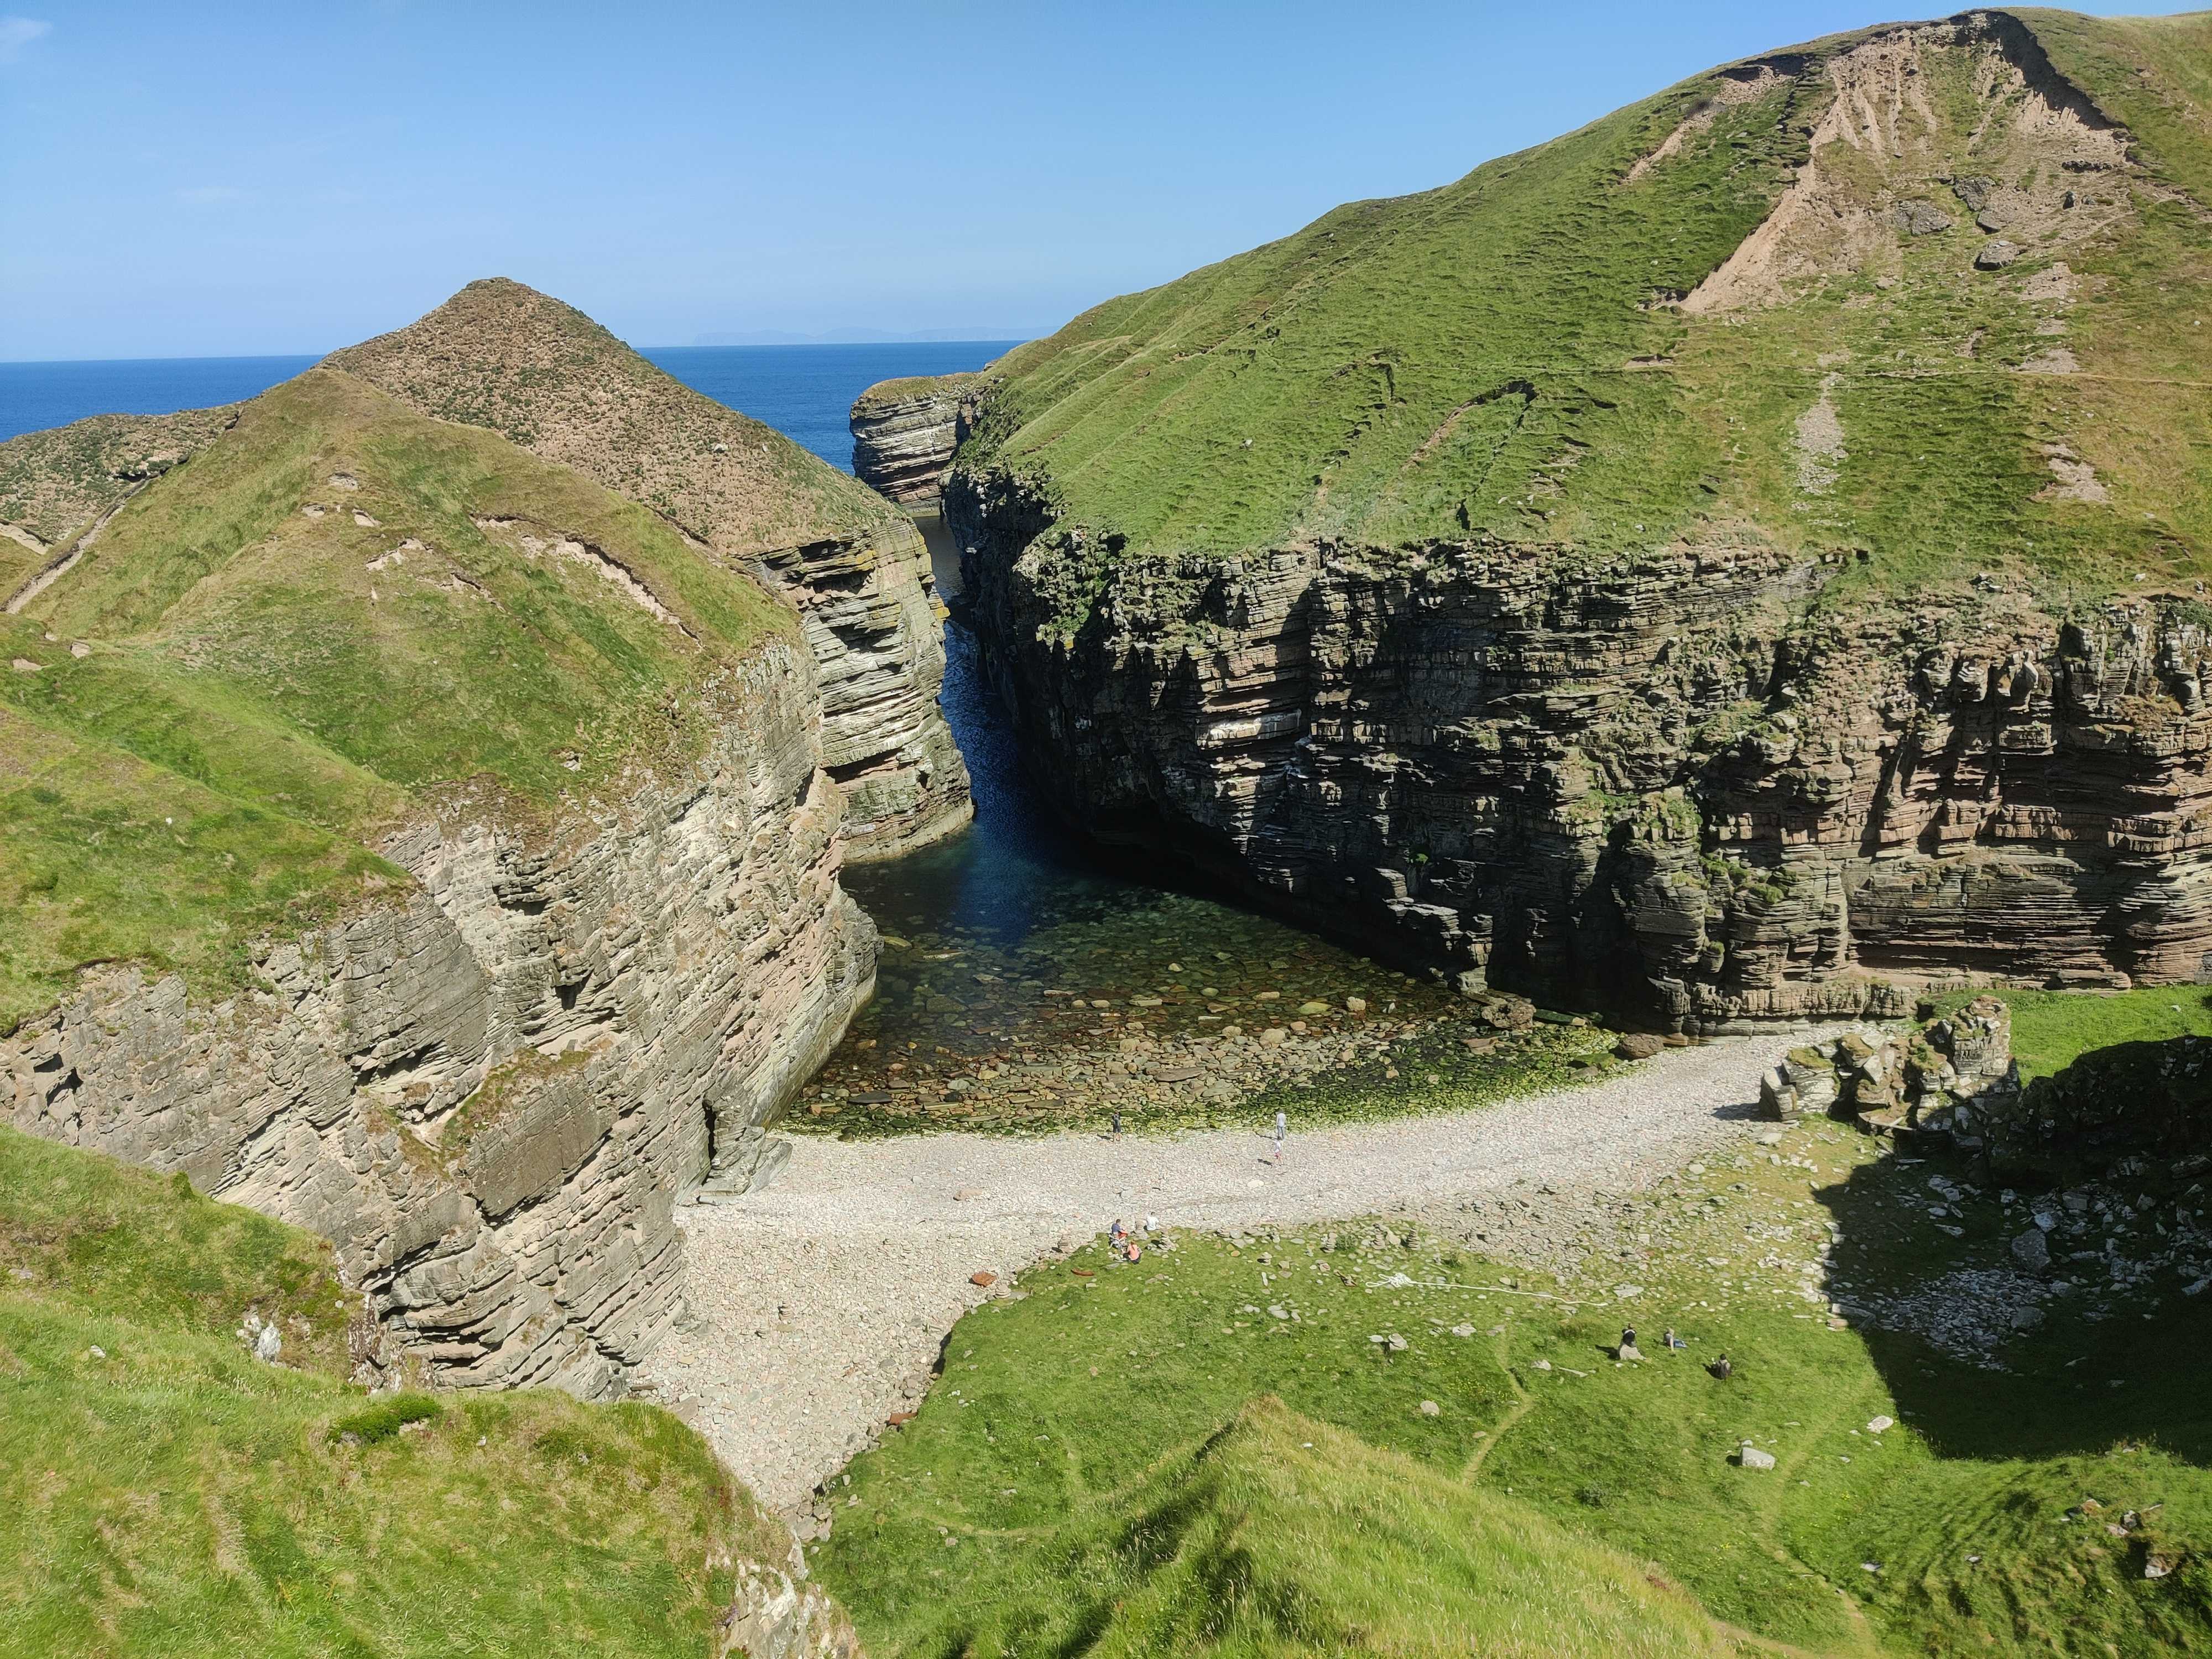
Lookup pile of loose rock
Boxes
[1757,995,2020,1149]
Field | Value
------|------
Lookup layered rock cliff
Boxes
[956,525,2212,1029]
[849,374,975,507]
[947,11,2212,1030]
[4,643,870,1395]
[0,359,877,1394]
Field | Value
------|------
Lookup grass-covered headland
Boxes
[0,366,792,1034]
[0,1124,791,1658]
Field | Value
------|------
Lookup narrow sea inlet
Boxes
[808,516,1612,1134]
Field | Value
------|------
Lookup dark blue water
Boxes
[643,343,1019,471]
[0,341,1020,468]
[0,356,320,444]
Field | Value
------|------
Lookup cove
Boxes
[799,517,1614,1135]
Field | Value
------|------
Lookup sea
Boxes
[0,340,1021,470]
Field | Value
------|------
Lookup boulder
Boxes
[1614,1033,1666,1061]
[1950,174,1998,210]
[1737,1442,1777,1470]
[1892,199,1954,235]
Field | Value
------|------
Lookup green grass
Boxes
[853,372,982,414]
[0,1123,782,1658]
[848,1392,1735,1657]
[1,365,794,1032]
[0,403,242,558]
[1937,983,2212,1083]
[818,1105,2212,1656]
[326,277,907,560]
[952,11,2209,608]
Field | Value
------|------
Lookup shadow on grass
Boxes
[1816,1084,2212,1468]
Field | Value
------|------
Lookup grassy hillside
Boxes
[1,365,792,1032]
[819,1074,2212,1656]
[839,1392,1733,1657]
[0,405,243,578]
[0,1123,780,1658]
[954,9,2210,602]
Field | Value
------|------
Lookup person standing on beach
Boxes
[1274,1110,1286,1165]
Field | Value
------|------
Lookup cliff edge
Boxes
[325,279,971,859]
[849,372,980,507]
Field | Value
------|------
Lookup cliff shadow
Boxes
[1814,1117,2212,1469]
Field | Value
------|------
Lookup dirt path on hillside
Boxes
[636,1034,1803,1514]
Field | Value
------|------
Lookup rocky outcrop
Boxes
[849,375,974,507]
[2,640,875,1397]
[718,1559,859,1659]
[1759,996,2020,1140]
[948,486,2212,1030]
[757,519,970,860]
[328,279,971,860]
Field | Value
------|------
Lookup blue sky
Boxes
[0,2,2171,361]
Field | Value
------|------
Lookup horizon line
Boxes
[0,336,1035,369]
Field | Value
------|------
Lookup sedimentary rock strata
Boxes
[943,10,2212,1028]
[950,503,2212,1030]
[849,375,974,507]
[3,643,873,1396]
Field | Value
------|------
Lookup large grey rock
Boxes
[717,1558,858,1659]
[1892,199,1954,235]
[1950,174,1998,211]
